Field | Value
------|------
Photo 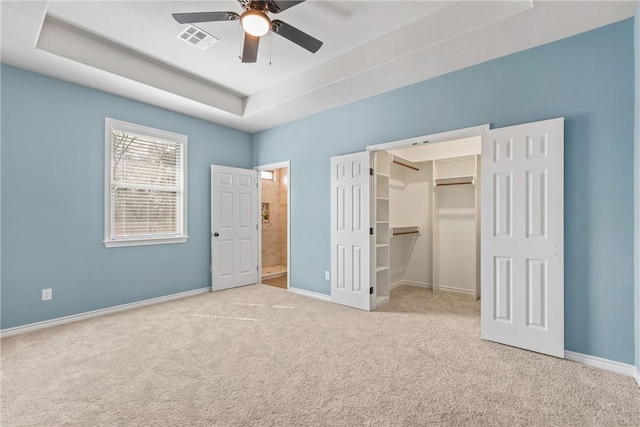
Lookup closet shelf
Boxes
[376,243,389,248]
[376,196,389,201]
[434,175,475,187]
[392,226,420,236]
[376,266,389,272]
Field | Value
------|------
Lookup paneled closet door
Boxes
[480,118,564,358]
[330,151,373,311]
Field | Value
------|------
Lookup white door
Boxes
[481,118,564,357]
[211,165,258,291]
[330,151,372,310]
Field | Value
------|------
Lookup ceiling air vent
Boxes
[176,25,218,50]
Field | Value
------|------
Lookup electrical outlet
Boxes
[41,288,52,301]
[325,271,330,280]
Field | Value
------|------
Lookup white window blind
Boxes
[104,118,187,247]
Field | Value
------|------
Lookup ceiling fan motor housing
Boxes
[242,0,283,14]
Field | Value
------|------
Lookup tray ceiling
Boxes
[1,1,637,133]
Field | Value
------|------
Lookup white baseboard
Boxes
[392,281,476,296]
[289,287,331,302]
[391,281,432,289]
[634,367,640,388]
[437,284,476,296]
[1,287,211,338]
[564,351,635,377]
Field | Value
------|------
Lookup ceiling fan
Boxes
[172,0,323,63]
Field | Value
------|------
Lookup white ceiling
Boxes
[1,1,637,133]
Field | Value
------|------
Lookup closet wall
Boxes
[432,155,478,295]
[389,161,432,286]
[435,185,476,293]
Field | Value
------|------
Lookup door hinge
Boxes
[210,232,213,238]
[370,287,374,295]
[370,168,374,176]
[256,224,258,230]
[370,227,373,235]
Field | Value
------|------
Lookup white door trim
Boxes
[366,124,490,152]
[254,161,291,290]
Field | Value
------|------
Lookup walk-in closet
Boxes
[333,119,563,356]
[373,137,481,306]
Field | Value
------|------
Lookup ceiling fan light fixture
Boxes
[240,10,271,37]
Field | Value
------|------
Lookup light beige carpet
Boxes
[2,284,638,426]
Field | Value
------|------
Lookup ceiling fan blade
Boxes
[271,20,322,53]
[242,34,260,63]
[172,11,239,24]
[268,1,306,14]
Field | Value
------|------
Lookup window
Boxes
[260,170,275,180]
[104,118,187,247]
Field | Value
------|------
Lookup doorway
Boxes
[256,162,290,290]
[383,139,481,301]
[331,119,565,358]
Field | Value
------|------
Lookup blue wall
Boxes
[1,19,636,366]
[0,64,252,329]
[635,7,640,374]
[253,20,636,364]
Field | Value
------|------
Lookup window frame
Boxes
[104,118,188,248]
[260,170,275,181]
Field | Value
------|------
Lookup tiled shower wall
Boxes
[261,168,288,269]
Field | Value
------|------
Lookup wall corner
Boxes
[634,5,640,374]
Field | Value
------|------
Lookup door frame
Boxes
[366,124,490,152]
[254,161,291,290]
[367,124,489,301]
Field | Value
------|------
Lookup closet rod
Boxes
[392,160,419,171]
[393,231,420,236]
[435,182,473,187]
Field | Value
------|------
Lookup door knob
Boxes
[213,232,219,237]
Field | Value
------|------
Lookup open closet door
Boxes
[330,151,373,311]
[211,165,258,291]
[481,118,564,358]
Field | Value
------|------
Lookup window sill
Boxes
[104,236,188,248]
